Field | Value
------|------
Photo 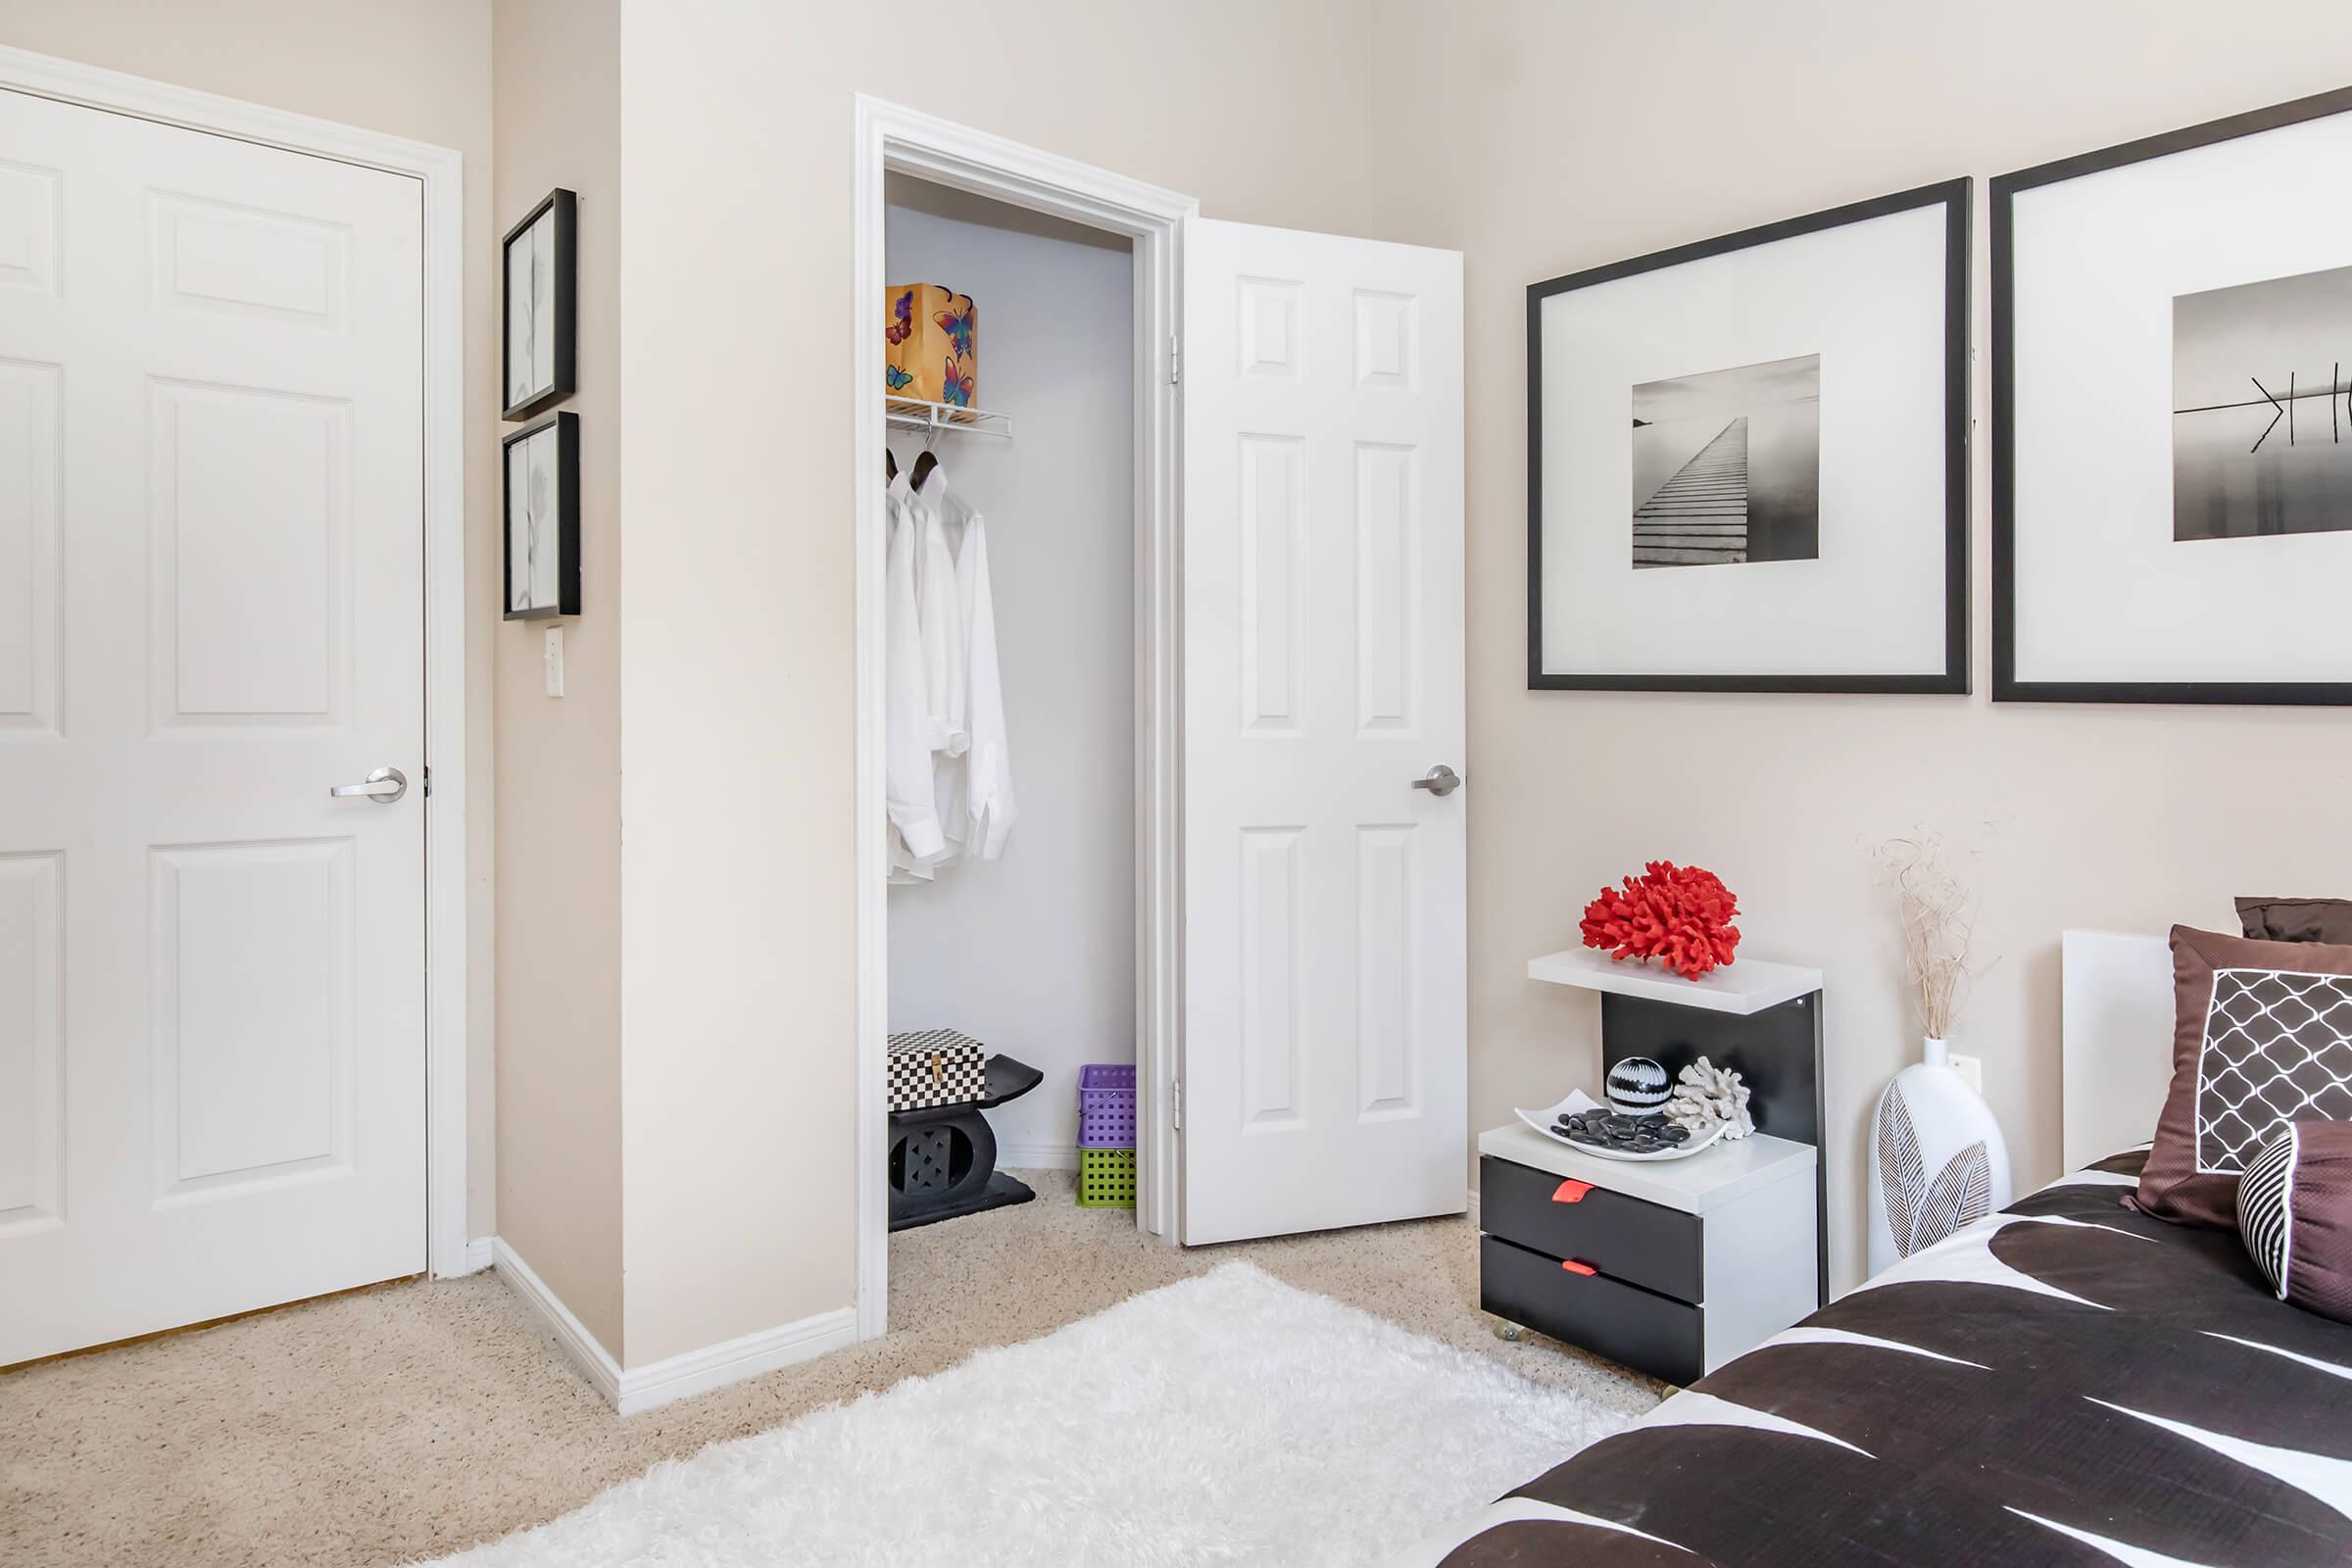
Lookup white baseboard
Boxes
[615,1303,858,1416]
[491,1236,859,1416]
[492,1237,622,1407]
[461,1236,495,1274]
[999,1142,1079,1171]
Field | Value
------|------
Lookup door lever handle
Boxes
[1410,764,1462,797]
[330,766,408,804]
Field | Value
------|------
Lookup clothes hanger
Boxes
[910,425,941,491]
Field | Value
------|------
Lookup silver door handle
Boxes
[330,766,408,803]
[1411,764,1462,797]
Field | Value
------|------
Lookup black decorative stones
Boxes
[1605,1055,1673,1116]
[1555,1107,1690,1155]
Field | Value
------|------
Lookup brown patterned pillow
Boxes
[2237,897,2352,946]
[2237,1121,2352,1324]
[2136,925,2352,1227]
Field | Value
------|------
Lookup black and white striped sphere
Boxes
[1605,1056,1673,1116]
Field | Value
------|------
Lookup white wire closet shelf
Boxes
[885,395,1012,441]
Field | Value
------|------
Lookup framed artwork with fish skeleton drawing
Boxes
[1995,88,2352,705]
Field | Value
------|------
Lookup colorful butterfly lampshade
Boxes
[884,282,978,408]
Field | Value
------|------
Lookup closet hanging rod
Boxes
[884,395,1012,442]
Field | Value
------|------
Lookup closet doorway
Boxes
[854,100,1469,1342]
[854,102,1190,1340]
[881,177,1141,1200]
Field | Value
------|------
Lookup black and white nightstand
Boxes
[1479,1123,1817,1386]
[1480,947,1828,1387]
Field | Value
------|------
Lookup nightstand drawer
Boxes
[1481,1234,1703,1387]
[1479,1154,1703,1302]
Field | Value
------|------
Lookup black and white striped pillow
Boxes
[2236,1120,2352,1324]
[2236,1125,2300,1298]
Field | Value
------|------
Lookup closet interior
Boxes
[882,174,1142,1241]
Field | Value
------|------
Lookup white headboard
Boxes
[2060,929,2175,1169]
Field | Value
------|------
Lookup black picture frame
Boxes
[1992,88,2352,707]
[501,188,576,422]
[1527,178,1972,695]
[502,412,580,621]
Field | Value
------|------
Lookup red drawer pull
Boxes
[1551,1178,1593,1203]
[1560,1259,1597,1276]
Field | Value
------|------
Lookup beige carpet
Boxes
[0,1171,1659,1568]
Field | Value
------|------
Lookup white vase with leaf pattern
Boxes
[1866,1037,2013,1278]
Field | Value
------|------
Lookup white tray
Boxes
[1512,1090,1731,1163]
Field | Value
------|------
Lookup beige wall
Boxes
[0,0,503,1243]
[612,0,1411,1364]
[1377,0,2352,1290]
[492,0,624,1354]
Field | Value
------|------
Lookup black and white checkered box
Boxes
[887,1028,989,1111]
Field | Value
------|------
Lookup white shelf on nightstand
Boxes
[1528,947,1823,1016]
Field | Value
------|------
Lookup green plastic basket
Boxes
[1077,1147,1137,1208]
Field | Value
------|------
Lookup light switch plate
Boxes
[544,627,564,697]
[1949,1053,1983,1095]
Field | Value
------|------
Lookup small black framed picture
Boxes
[1528,179,1971,694]
[503,412,579,620]
[1993,88,2352,706]
[502,188,576,421]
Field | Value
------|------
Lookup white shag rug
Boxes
[434,1261,1638,1568]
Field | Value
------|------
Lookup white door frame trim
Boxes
[851,97,1196,1339]
[0,46,475,1282]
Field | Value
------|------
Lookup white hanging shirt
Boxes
[938,483,1016,859]
[886,464,1015,882]
[894,466,967,883]
[883,471,946,872]
[909,470,966,760]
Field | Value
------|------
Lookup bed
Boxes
[1396,933,2352,1567]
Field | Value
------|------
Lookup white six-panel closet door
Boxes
[1179,218,1467,1245]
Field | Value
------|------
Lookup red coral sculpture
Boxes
[1580,861,1741,980]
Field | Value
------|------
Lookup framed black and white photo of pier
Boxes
[1993,88,2352,706]
[1528,179,1971,694]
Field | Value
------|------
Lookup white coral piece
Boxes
[1666,1055,1753,1140]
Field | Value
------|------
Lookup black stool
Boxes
[888,1054,1044,1230]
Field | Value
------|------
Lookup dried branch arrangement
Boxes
[1872,833,1980,1040]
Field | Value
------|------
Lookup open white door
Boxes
[1179,219,1465,1245]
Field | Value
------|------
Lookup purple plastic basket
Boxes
[1078,1062,1137,1149]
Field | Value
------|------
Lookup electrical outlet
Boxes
[544,627,565,697]
[1949,1053,1983,1095]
